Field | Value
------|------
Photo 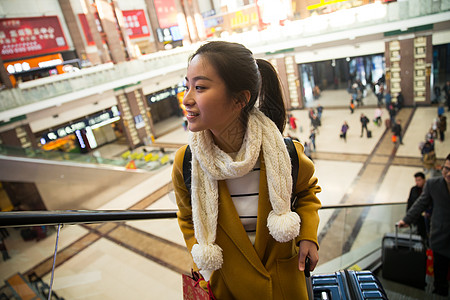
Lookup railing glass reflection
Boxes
[0,144,173,172]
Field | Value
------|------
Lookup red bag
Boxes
[182,271,215,300]
[426,248,434,276]
[392,135,397,143]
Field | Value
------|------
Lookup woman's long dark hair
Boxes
[189,41,286,133]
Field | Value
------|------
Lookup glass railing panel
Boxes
[0,224,90,299]
[0,219,186,299]
[316,203,407,273]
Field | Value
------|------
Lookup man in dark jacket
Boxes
[360,113,369,137]
[406,172,428,244]
[398,154,450,297]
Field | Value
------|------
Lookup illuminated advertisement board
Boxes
[0,16,69,60]
[122,10,150,39]
[154,0,178,28]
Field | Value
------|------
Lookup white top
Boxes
[201,157,260,281]
[226,158,260,245]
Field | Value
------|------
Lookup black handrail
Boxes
[0,202,406,228]
[0,209,177,227]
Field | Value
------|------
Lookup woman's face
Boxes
[183,55,242,137]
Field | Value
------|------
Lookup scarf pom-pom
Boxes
[191,243,223,271]
[267,210,301,243]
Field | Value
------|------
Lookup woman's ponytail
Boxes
[256,59,286,133]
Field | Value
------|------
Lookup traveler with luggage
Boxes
[392,119,403,145]
[397,154,450,297]
[360,113,370,138]
[172,41,322,299]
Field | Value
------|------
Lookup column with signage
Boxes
[387,40,401,104]
[413,35,432,104]
[94,0,127,63]
[58,0,90,65]
[115,86,155,149]
[271,56,302,110]
[0,124,36,149]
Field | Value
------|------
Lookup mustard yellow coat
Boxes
[172,141,321,300]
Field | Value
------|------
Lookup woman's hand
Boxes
[298,240,319,272]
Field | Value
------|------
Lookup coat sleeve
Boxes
[292,141,322,249]
[172,145,199,269]
[403,181,433,225]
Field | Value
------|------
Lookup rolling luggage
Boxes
[367,130,372,138]
[305,259,388,299]
[381,225,426,289]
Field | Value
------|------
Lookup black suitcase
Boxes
[305,260,388,300]
[381,225,426,289]
[367,130,372,138]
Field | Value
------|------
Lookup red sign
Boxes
[154,0,178,28]
[0,16,69,60]
[78,14,95,46]
[122,10,150,39]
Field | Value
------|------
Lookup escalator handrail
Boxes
[0,202,406,227]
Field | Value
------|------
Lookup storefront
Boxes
[146,87,184,124]
[298,54,385,106]
[38,106,122,153]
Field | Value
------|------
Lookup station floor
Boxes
[1,88,449,299]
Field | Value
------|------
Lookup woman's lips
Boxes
[186,111,199,121]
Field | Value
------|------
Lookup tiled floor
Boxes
[1,88,449,299]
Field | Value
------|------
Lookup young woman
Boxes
[172,41,321,299]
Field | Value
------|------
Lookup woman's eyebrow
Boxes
[185,75,212,83]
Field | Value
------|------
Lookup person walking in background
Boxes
[376,83,384,106]
[289,114,298,132]
[392,119,403,145]
[349,99,355,114]
[340,121,349,142]
[308,108,316,125]
[385,89,392,109]
[311,115,320,134]
[317,104,323,122]
[374,106,383,127]
[309,129,316,151]
[421,141,436,174]
[438,104,445,117]
[398,154,450,297]
[443,81,450,111]
[438,113,446,142]
[406,172,429,244]
[396,92,404,111]
[172,41,321,299]
[388,102,396,124]
[360,113,369,137]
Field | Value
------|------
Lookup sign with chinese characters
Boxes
[78,14,95,46]
[122,10,150,39]
[0,16,69,60]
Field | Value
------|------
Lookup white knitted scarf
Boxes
[189,108,300,272]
